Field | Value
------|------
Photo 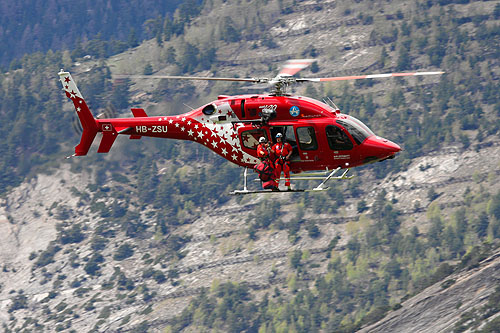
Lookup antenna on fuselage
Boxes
[324,97,340,112]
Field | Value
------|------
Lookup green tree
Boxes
[474,211,489,238]
[128,28,139,48]
[290,249,302,269]
[110,78,131,110]
[396,45,411,71]
[220,17,240,43]
[114,243,134,261]
[84,253,104,276]
[178,42,199,72]
[143,63,153,75]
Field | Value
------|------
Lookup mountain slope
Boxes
[1,0,500,332]
[360,249,500,333]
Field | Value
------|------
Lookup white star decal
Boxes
[76,107,81,112]
[181,127,185,131]
[211,130,217,137]
[187,120,192,125]
[232,154,238,160]
[188,129,194,136]
[181,117,186,122]
[169,119,173,124]
[221,148,227,155]
[198,131,204,139]
[211,141,218,148]
[175,123,179,127]
[194,124,199,129]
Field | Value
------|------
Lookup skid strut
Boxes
[313,167,352,191]
[314,167,341,191]
[243,167,248,192]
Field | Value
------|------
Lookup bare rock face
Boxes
[0,165,89,322]
[359,250,500,333]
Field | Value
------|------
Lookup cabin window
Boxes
[296,127,318,151]
[241,129,267,150]
[326,125,353,150]
[202,104,216,115]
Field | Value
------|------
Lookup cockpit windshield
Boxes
[336,116,374,145]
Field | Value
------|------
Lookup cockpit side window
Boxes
[336,119,371,145]
[326,125,353,150]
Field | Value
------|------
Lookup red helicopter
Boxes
[59,60,443,194]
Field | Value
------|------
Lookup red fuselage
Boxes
[97,94,400,173]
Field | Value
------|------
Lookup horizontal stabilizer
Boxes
[131,108,148,117]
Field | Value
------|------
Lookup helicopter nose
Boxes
[363,136,401,160]
[378,137,401,154]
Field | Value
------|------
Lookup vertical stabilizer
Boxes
[58,70,98,156]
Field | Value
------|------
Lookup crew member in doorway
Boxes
[272,133,292,189]
[255,136,277,190]
[257,136,271,161]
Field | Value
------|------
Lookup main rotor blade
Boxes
[277,59,315,77]
[297,71,445,82]
[115,74,262,83]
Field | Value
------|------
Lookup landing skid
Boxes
[229,167,352,195]
[231,188,311,195]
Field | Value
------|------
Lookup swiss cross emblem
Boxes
[102,124,112,131]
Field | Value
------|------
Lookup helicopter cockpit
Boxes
[336,115,374,145]
[326,115,375,151]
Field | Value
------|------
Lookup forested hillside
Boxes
[0,0,195,66]
[1,0,500,332]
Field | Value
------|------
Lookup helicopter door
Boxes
[270,125,300,161]
[325,125,358,166]
[295,126,319,162]
[325,125,353,151]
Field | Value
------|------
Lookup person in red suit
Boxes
[257,136,271,161]
[272,133,293,189]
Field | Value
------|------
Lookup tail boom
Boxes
[59,71,195,155]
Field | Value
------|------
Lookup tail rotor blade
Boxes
[72,114,83,135]
[97,103,118,119]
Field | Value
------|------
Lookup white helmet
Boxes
[259,137,266,143]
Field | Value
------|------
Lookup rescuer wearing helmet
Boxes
[257,136,271,161]
[255,136,278,190]
[272,133,293,189]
